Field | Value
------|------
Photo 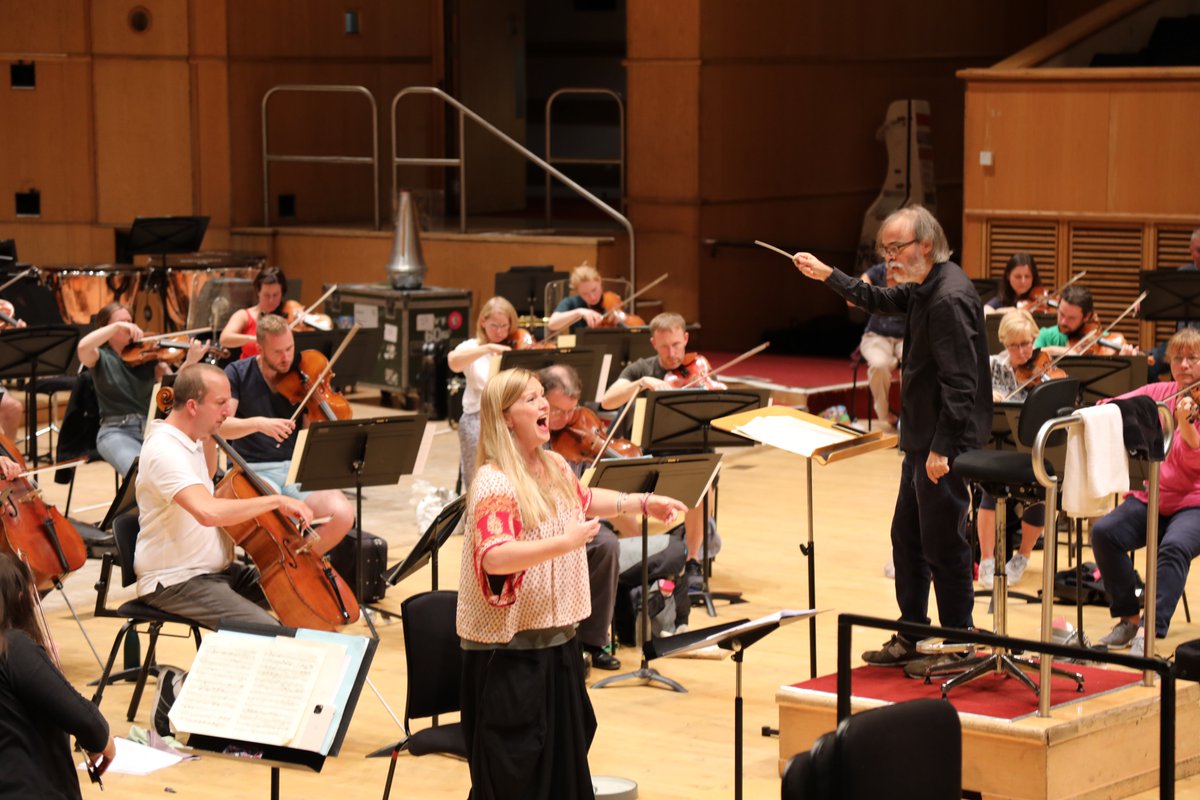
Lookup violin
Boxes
[212,434,359,630]
[273,349,352,422]
[0,435,87,593]
[120,327,224,366]
[1010,349,1067,391]
[283,297,333,333]
[550,406,642,464]
[1068,321,1132,357]
[663,353,728,391]
[0,299,24,330]
[1015,286,1051,312]
[597,291,647,329]
[503,328,536,350]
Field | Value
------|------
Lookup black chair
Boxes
[781,699,962,799]
[396,589,466,757]
[930,379,1085,697]
[90,513,207,721]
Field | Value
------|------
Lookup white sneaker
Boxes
[883,558,895,579]
[979,557,995,590]
[1006,553,1030,586]
[1130,627,1145,658]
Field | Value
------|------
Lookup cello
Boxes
[213,435,360,631]
[0,435,87,593]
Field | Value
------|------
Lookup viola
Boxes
[597,291,647,329]
[274,349,352,422]
[550,406,642,464]
[663,353,728,391]
[1068,321,1132,357]
[0,435,87,593]
[213,434,359,630]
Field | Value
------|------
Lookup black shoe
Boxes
[685,559,704,592]
[860,634,920,666]
[152,666,185,738]
[583,644,621,671]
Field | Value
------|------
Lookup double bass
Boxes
[0,435,87,592]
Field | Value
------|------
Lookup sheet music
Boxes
[732,415,852,457]
[169,632,334,747]
[412,420,434,476]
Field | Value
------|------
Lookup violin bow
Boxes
[0,267,34,296]
[1027,270,1087,311]
[288,285,338,330]
[601,272,668,322]
[1162,375,1200,405]
[678,341,769,389]
[588,391,641,470]
[141,326,213,344]
[285,323,361,424]
[1003,290,1147,402]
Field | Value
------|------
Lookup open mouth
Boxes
[536,414,549,434]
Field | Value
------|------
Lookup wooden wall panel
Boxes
[1109,86,1200,216]
[91,0,189,56]
[627,0,700,60]
[0,222,116,265]
[189,0,228,57]
[626,63,700,200]
[0,57,95,223]
[226,0,433,59]
[93,58,194,223]
[963,83,1111,213]
[0,0,88,53]
[227,61,437,227]
[192,59,231,227]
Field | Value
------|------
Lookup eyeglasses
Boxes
[1005,340,1035,349]
[548,405,576,418]
[1171,354,1200,365]
[482,321,510,331]
[878,239,917,259]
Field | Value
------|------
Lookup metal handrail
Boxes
[1033,403,1174,707]
[544,88,625,223]
[261,85,380,229]
[390,86,637,309]
[836,614,1177,800]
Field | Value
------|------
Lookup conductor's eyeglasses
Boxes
[878,239,917,259]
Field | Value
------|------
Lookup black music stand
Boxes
[125,216,209,331]
[382,494,465,591]
[0,325,79,466]
[1058,354,1148,405]
[636,388,769,615]
[498,346,612,403]
[585,453,722,692]
[287,415,431,638]
[646,610,814,800]
[494,265,567,319]
[571,327,656,383]
[1140,269,1200,324]
[972,277,1000,305]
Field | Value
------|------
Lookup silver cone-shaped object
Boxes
[386,190,427,290]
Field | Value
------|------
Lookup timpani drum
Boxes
[35,265,144,325]
[159,252,265,330]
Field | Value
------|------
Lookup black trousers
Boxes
[462,637,596,800]
[891,450,975,631]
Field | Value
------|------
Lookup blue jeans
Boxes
[96,415,144,478]
[245,460,312,501]
[1090,497,1200,637]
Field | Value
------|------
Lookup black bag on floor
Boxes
[614,533,690,645]
[328,530,388,603]
[1052,561,1142,607]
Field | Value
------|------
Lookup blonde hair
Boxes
[256,312,291,344]
[998,309,1038,346]
[1166,329,1200,363]
[569,263,601,291]
[477,369,577,529]
[649,312,686,334]
[475,296,518,344]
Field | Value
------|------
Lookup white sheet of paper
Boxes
[78,737,185,776]
[732,415,851,457]
[169,633,329,747]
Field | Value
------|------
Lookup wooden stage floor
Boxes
[34,394,1200,799]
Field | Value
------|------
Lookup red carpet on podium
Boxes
[791,662,1143,721]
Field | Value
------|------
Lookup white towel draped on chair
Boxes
[1063,404,1127,517]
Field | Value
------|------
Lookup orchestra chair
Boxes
[90,513,207,721]
[847,346,898,431]
[394,589,466,758]
[780,699,961,799]
[27,373,77,466]
[929,378,1084,696]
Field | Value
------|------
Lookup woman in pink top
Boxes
[457,368,684,800]
[1091,328,1200,655]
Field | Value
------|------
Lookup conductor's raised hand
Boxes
[793,252,833,282]
[564,517,601,549]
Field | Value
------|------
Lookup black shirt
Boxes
[617,355,667,383]
[828,261,991,455]
[225,356,303,461]
[0,630,109,800]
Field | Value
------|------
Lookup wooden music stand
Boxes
[712,405,896,678]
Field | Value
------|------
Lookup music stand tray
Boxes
[287,416,433,635]
[582,453,722,692]
[382,494,466,590]
[0,325,80,467]
[127,215,210,258]
[496,347,612,405]
[647,610,816,800]
[632,388,770,454]
[1057,355,1148,406]
[713,405,896,678]
[1139,270,1200,322]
